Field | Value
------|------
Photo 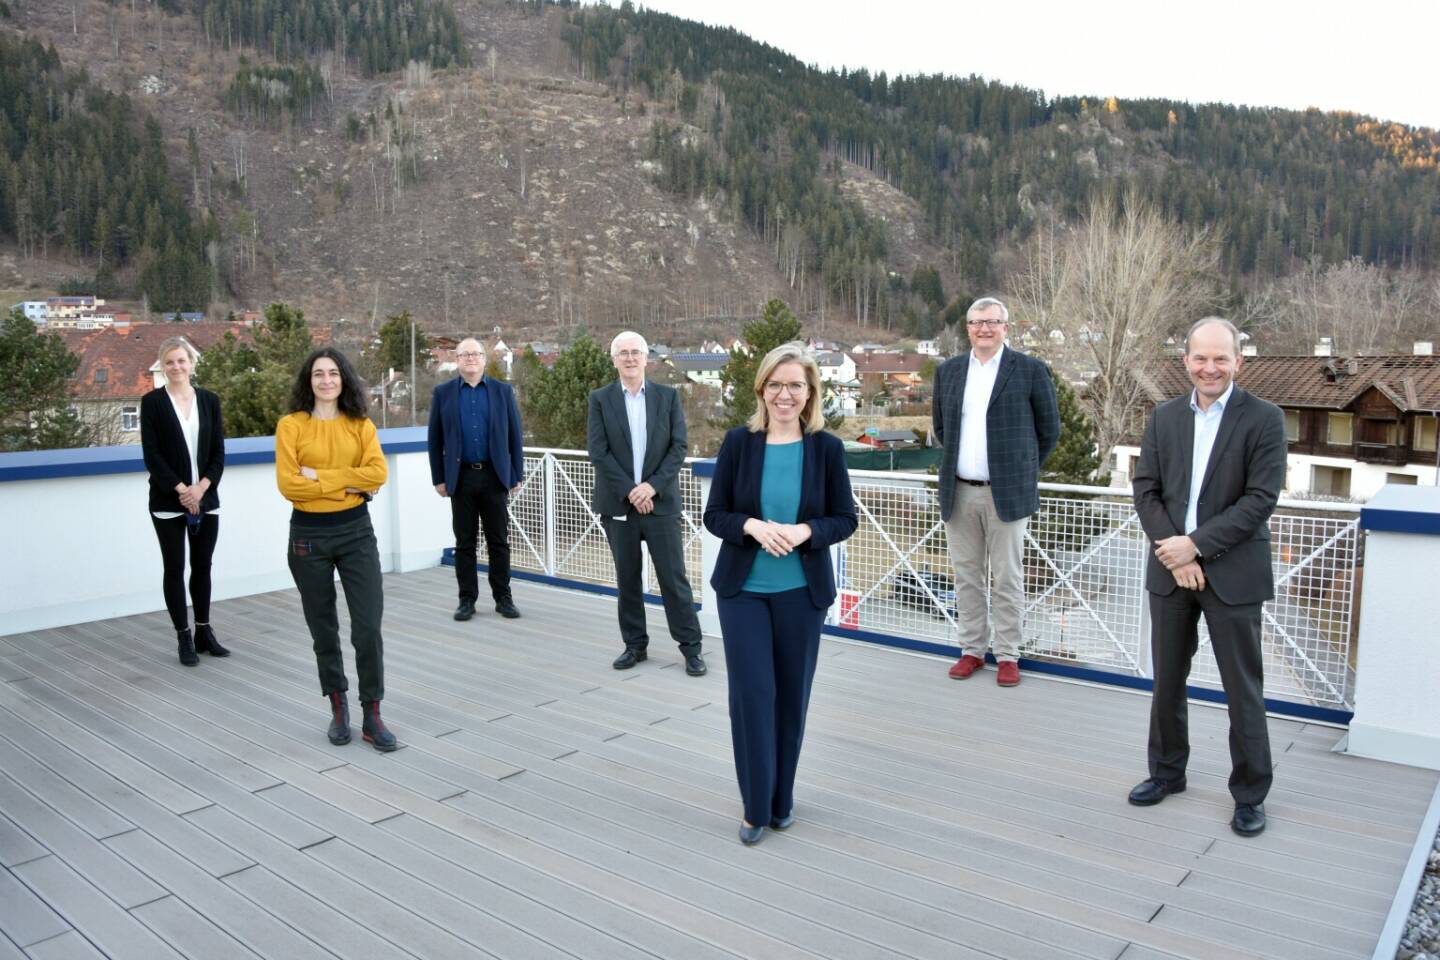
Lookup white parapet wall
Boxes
[1347,485,1440,770]
[0,427,455,637]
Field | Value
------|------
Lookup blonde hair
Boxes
[747,342,825,434]
[156,336,197,365]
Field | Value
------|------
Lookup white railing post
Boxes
[693,460,722,639]
[1345,486,1440,770]
[544,453,557,576]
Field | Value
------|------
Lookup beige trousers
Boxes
[943,483,1028,661]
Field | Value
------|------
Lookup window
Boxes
[94,368,108,384]
[1284,410,1300,442]
[1311,465,1352,499]
[120,405,139,432]
[1327,412,1353,445]
[1416,417,1438,452]
[1386,473,1418,486]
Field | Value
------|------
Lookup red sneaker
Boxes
[948,655,985,679]
[996,661,1021,686]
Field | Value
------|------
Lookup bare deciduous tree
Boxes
[1268,257,1425,356]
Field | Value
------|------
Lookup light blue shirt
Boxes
[1185,382,1234,535]
[623,381,647,485]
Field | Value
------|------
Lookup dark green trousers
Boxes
[287,512,385,702]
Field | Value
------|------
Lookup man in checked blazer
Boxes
[587,331,706,676]
[1128,317,1287,837]
[932,297,1060,687]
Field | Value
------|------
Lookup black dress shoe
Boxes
[769,814,794,830]
[684,653,707,676]
[177,629,198,667]
[612,648,648,670]
[1231,802,1266,836]
[495,598,521,619]
[326,692,351,745]
[361,701,398,752]
[453,600,476,621]
[738,822,764,845]
[1127,776,1187,806]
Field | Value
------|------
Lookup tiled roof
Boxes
[58,323,253,401]
[1139,355,1440,412]
[851,352,929,374]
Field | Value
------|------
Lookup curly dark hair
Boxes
[289,347,370,419]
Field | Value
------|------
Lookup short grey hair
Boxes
[966,296,1009,324]
[610,330,648,356]
[1184,317,1242,355]
[156,335,197,365]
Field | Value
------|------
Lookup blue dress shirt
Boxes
[459,378,490,464]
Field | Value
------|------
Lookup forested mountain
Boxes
[0,33,213,310]
[562,3,1440,301]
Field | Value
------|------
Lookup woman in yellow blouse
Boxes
[276,347,395,751]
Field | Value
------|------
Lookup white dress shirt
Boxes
[956,344,1005,481]
[1185,382,1234,535]
[623,380,647,485]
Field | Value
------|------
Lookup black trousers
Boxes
[601,512,701,654]
[452,464,512,603]
[1148,587,1273,805]
[150,514,219,632]
[717,587,825,826]
[288,513,385,703]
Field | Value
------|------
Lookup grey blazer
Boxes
[587,380,689,517]
[1132,386,1287,605]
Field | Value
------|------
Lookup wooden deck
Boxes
[0,567,1434,960]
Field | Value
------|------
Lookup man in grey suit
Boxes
[1128,317,1287,837]
[932,297,1060,687]
[588,331,706,676]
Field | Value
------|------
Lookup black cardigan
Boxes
[140,387,225,513]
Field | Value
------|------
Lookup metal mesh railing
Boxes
[472,450,704,592]
[832,470,1360,708]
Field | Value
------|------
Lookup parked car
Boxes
[890,568,955,617]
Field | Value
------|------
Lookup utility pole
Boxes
[410,319,417,425]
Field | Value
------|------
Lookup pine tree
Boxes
[195,302,315,437]
[521,334,614,448]
[717,297,802,428]
[1042,369,1100,483]
[0,310,91,451]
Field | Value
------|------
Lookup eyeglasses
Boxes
[966,318,1005,328]
[456,351,484,360]
[763,381,809,396]
[614,349,645,359]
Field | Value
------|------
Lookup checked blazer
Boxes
[932,346,1060,524]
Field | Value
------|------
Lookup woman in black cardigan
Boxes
[140,336,228,666]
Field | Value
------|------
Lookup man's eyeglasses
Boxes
[614,349,645,359]
[456,351,484,360]
[966,318,1005,328]
[763,381,808,396]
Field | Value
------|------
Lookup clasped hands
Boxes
[1154,534,1205,591]
[627,481,658,515]
[176,479,208,514]
[744,517,812,557]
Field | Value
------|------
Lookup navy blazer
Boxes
[1132,386,1287,605]
[139,387,224,513]
[703,427,858,610]
[932,346,1060,523]
[428,376,526,492]
[587,380,689,517]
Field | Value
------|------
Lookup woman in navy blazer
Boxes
[140,336,227,666]
[703,342,857,845]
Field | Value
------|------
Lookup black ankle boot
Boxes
[361,701,397,752]
[194,623,229,657]
[326,692,351,745]
[177,629,198,666]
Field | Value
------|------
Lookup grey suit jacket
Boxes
[587,380,689,517]
[1132,385,1287,605]
[932,346,1060,523]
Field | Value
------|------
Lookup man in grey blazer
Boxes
[587,331,706,676]
[1128,317,1287,837]
[932,297,1060,687]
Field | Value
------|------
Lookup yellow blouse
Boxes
[275,412,388,513]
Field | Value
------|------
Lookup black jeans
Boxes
[451,464,512,603]
[150,514,219,632]
[287,512,385,703]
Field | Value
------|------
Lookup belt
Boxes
[462,461,488,470]
[957,477,991,487]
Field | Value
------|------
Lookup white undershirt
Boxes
[152,392,217,519]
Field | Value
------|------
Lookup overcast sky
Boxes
[622,0,1440,129]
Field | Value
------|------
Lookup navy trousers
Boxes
[717,587,825,826]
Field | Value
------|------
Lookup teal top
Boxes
[742,440,807,593]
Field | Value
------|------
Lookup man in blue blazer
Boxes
[428,338,526,621]
[932,297,1060,686]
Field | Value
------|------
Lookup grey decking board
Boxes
[0,867,69,948]
[126,897,261,960]
[222,865,417,960]
[0,812,47,868]
[20,931,105,960]
[10,856,181,960]
[0,729,137,842]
